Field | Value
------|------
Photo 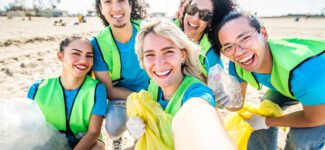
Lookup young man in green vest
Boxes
[92,0,148,149]
[214,11,325,150]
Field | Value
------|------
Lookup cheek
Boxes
[143,59,152,71]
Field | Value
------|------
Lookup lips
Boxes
[75,64,88,71]
[188,21,199,30]
[154,69,172,77]
[238,54,254,65]
[111,14,124,20]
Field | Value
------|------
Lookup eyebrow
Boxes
[71,49,82,52]
[222,31,251,47]
[71,49,93,54]
[143,46,176,53]
[237,31,250,39]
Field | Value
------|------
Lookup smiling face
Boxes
[58,39,93,79]
[142,32,186,92]
[99,0,131,28]
[183,0,213,42]
[218,17,270,73]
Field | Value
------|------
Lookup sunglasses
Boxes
[185,4,213,22]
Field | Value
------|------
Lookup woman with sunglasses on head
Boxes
[131,18,235,150]
[177,0,236,77]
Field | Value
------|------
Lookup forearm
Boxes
[73,132,99,150]
[266,110,325,128]
[107,86,133,100]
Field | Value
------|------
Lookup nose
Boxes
[79,55,87,64]
[155,55,165,68]
[112,2,122,11]
[234,45,246,57]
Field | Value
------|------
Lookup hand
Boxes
[126,117,145,139]
[207,64,243,109]
[245,114,269,131]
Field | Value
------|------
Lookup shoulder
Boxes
[183,83,216,107]
[290,53,325,105]
[27,80,44,99]
[228,62,244,82]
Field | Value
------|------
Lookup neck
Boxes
[258,44,273,74]
[161,75,184,100]
[111,22,133,43]
[194,32,204,42]
[60,73,85,90]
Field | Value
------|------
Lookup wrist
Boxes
[265,117,271,127]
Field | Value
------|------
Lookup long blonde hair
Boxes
[135,17,205,82]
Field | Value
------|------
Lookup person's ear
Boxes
[181,49,187,64]
[57,51,63,62]
[260,26,268,41]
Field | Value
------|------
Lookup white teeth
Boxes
[155,70,171,76]
[189,22,199,28]
[112,14,123,19]
[239,54,254,63]
[76,65,87,70]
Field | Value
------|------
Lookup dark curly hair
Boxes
[95,0,148,26]
[207,0,237,55]
[178,0,236,54]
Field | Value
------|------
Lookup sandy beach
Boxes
[0,16,324,149]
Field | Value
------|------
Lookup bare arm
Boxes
[172,98,236,150]
[94,71,133,100]
[266,104,325,128]
[74,115,104,150]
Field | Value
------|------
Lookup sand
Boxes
[0,16,324,149]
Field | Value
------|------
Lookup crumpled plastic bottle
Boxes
[207,64,243,109]
[0,98,70,150]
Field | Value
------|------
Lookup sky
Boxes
[0,0,325,17]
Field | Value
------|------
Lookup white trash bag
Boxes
[207,64,243,109]
[0,98,70,150]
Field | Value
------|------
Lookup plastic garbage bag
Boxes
[224,100,284,150]
[0,98,70,150]
[126,90,174,150]
[208,64,243,109]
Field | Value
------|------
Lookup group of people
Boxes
[25,0,325,149]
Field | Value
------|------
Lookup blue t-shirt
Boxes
[157,83,216,110]
[228,53,325,106]
[27,80,108,117]
[91,24,149,92]
[204,48,224,73]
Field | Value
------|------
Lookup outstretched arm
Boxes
[172,98,236,150]
[266,104,325,128]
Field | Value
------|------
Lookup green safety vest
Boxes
[173,18,212,77]
[199,34,212,77]
[148,76,202,116]
[34,75,100,139]
[234,38,325,99]
[94,20,141,82]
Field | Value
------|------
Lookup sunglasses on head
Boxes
[185,4,213,22]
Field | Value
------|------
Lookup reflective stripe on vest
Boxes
[148,76,202,116]
[95,20,141,81]
[34,75,98,138]
[235,38,325,99]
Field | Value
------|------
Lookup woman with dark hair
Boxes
[178,0,236,77]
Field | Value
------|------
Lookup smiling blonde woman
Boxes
[134,18,235,150]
